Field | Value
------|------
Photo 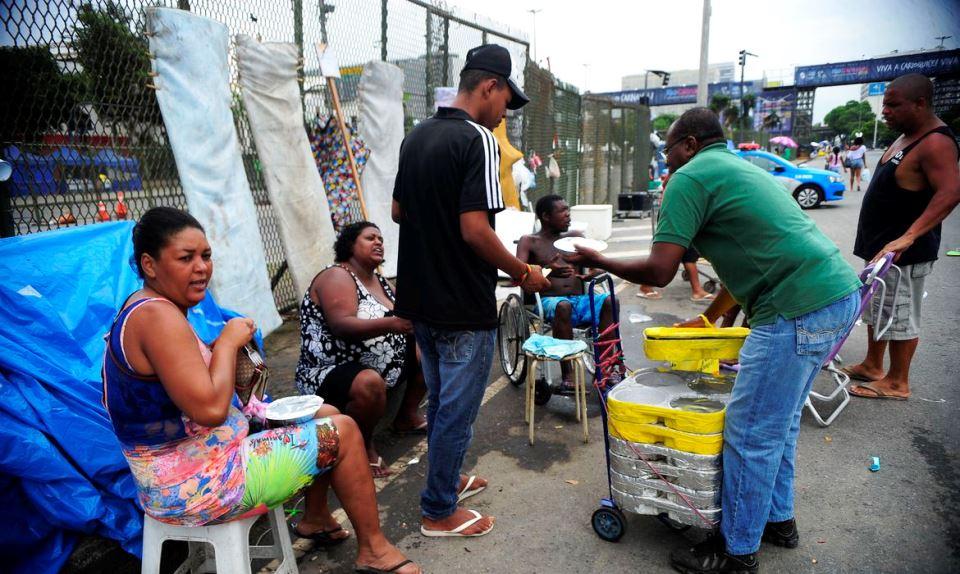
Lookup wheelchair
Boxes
[496,279,610,406]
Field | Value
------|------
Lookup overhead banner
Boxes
[753,88,796,134]
[598,80,763,107]
[795,49,960,88]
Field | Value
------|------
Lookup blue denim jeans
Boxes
[721,292,859,555]
[414,323,496,520]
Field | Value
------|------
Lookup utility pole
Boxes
[935,35,952,49]
[696,0,711,106]
[737,49,757,142]
[528,9,542,63]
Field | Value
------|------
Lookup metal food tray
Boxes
[609,436,721,471]
[610,469,721,509]
[610,451,721,491]
[612,486,721,527]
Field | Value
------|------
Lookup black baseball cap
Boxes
[462,44,529,110]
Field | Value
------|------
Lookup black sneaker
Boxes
[669,534,759,574]
[762,518,799,549]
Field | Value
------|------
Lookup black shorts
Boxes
[316,362,369,412]
[316,346,417,411]
[682,247,700,264]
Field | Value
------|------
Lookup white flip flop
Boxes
[456,475,486,503]
[420,509,494,538]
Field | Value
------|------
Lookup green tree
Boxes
[0,46,89,143]
[73,2,161,143]
[652,112,678,133]
[822,100,897,145]
[709,93,741,139]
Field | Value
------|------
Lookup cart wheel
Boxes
[534,377,552,406]
[497,294,529,386]
[703,279,717,294]
[592,507,626,542]
[681,269,690,281]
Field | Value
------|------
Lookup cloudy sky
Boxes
[450,0,960,122]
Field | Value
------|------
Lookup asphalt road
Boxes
[279,149,959,574]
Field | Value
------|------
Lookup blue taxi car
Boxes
[736,150,846,209]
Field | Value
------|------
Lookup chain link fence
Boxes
[579,95,650,206]
[2,0,648,313]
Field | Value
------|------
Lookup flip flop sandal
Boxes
[292,524,350,547]
[355,559,419,573]
[370,456,393,477]
[637,291,662,299]
[840,366,879,383]
[690,295,715,303]
[420,509,494,538]
[849,383,908,401]
[457,475,487,503]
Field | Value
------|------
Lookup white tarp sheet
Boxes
[358,61,405,277]
[235,35,334,298]
[147,8,281,334]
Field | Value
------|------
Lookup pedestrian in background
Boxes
[826,145,845,175]
[845,73,960,400]
[391,43,550,539]
[846,136,868,191]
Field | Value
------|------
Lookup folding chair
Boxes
[805,253,902,427]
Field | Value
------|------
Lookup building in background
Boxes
[621,62,735,90]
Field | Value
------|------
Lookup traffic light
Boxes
[738,50,746,66]
[662,72,670,86]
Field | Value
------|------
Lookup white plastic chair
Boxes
[141,505,298,574]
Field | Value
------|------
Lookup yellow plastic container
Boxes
[607,419,724,456]
[644,327,749,374]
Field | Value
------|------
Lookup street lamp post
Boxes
[737,49,757,142]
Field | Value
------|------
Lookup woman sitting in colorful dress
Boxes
[102,207,419,574]
[297,221,426,478]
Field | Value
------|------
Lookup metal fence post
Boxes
[292,0,304,103]
[425,10,433,113]
[442,17,450,86]
[380,0,388,61]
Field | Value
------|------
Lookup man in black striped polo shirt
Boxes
[392,44,549,538]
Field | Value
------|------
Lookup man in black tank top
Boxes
[847,73,960,400]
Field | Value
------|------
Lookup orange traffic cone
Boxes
[97,200,111,222]
[115,191,128,220]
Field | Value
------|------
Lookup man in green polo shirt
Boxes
[568,108,861,573]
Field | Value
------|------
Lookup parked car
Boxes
[736,149,846,209]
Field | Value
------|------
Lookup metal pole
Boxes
[442,17,450,86]
[380,0,388,61]
[292,0,305,109]
[696,0,711,106]
[528,9,541,63]
[739,59,745,142]
[425,11,433,113]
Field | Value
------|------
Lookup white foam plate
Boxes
[265,395,324,424]
[553,236,608,254]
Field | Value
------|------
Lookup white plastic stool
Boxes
[524,349,589,445]
[141,505,298,574]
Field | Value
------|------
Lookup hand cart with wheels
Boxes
[590,325,750,542]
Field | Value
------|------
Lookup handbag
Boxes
[235,343,268,406]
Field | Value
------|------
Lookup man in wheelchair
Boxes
[516,195,615,392]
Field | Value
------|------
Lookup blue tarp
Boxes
[0,222,261,573]
[3,145,144,196]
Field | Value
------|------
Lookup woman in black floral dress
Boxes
[297,222,426,477]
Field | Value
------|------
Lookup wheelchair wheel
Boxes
[592,506,626,542]
[497,294,529,386]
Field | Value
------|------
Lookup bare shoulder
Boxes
[917,130,960,161]
[124,299,194,346]
[313,265,354,291]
